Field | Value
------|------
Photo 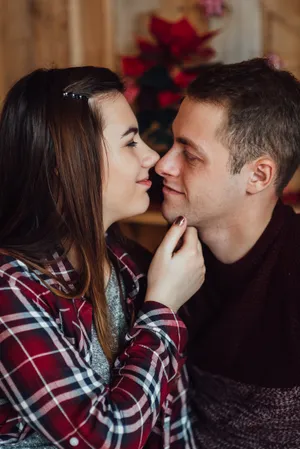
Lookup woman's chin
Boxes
[128,196,150,218]
[105,194,151,227]
[136,197,150,215]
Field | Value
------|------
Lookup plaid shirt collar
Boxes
[36,239,147,321]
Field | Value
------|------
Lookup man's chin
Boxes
[161,202,179,224]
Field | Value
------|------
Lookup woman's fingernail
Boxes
[174,216,185,226]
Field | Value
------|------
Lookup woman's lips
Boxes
[162,185,184,195]
[136,179,152,188]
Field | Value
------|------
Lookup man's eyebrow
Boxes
[175,135,207,156]
[121,126,139,138]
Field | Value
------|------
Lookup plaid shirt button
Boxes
[69,437,79,446]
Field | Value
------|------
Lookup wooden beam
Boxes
[79,0,115,69]
[0,0,32,101]
[31,0,70,69]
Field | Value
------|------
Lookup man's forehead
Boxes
[174,98,226,132]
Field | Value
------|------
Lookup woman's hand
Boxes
[145,216,205,312]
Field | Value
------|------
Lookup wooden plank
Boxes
[31,0,70,69]
[261,0,300,192]
[262,0,300,31]
[68,0,83,66]
[261,0,300,78]
[157,0,208,31]
[0,0,32,101]
[262,0,300,16]
[80,0,115,69]
[123,210,167,226]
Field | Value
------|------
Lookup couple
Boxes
[1,58,300,448]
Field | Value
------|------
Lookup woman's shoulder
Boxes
[0,252,67,304]
[0,253,54,317]
[0,253,39,283]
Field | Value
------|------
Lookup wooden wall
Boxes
[262,0,300,79]
[261,0,300,194]
[0,0,114,102]
[2,0,300,100]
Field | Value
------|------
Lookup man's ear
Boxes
[246,157,276,194]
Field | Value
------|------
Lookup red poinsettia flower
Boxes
[120,14,218,106]
[121,15,217,76]
[149,16,218,62]
[123,78,140,104]
[158,91,182,108]
[149,15,174,46]
[121,56,154,77]
[137,38,161,59]
[173,70,197,89]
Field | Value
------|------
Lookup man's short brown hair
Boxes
[187,58,300,194]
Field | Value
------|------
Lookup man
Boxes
[155,58,300,448]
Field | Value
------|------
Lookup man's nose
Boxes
[155,149,180,177]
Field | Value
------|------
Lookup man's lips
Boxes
[162,184,184,195]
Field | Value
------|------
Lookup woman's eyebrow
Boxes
[121,126,138,138]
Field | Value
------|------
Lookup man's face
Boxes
[155,98,249,228]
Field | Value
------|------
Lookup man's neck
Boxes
[198,197,278,264]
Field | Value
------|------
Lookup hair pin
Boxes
[62,91,88,100]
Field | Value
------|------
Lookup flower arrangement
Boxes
[121,15,217,152]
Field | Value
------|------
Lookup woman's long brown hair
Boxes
[0,67,124,362]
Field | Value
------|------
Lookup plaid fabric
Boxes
[0,240,197,448]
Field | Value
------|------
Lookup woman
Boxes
[0,67,205,448]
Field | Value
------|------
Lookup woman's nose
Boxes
[141,145,160,168]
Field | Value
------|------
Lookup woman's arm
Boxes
[143,366,197,449]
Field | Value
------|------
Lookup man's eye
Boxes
[183,150,198,162]
[127,140,137,148]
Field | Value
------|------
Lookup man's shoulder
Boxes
[280,205,300,252]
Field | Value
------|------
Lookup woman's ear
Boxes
[246,157,276,194]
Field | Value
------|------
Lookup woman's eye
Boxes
[127,140,138,148]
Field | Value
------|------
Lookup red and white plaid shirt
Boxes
[0,240,197,448]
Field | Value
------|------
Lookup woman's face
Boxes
[96,93,160,230]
